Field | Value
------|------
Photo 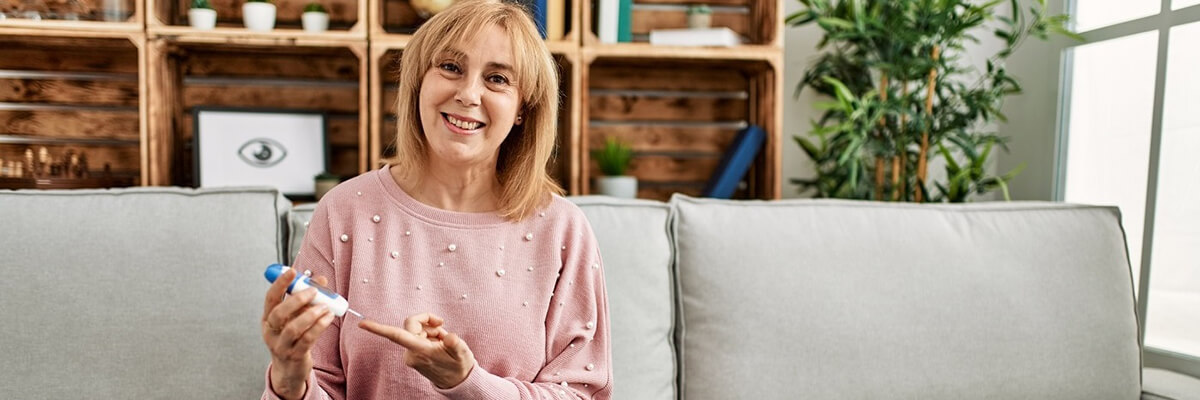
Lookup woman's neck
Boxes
[390,160,500,213]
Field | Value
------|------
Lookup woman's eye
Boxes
[488,74,509,85]
[439,62,461,73]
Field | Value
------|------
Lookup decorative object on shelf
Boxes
[314,171,339,200]
[789,0,1079,202]
[194,108,327,196]
[242,0,276,32]
[18,0,46,20]
[2,147,93,179]
[648,27,740,47]
[703,125,765,199]
[686,4,711,29]
[592,137,636,198]
[410,0,453,19]
[61,0,89,20]
[301,2,329,33]
[189,0,217,29]
[100,0,128,21]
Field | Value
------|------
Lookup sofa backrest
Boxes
[669,196,1141,399]
[0,187,287,399]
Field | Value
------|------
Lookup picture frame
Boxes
[193,107,328,196]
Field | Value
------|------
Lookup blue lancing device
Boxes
[264,264,363,318]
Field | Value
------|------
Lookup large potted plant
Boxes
[592,137,636,198]
[242,0,276,32]
[789,0,1079,202]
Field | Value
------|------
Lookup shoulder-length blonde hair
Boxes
[384,0,563,221]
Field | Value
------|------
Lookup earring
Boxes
[516,116,523,124]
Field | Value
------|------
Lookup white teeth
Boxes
[446,115,481,130]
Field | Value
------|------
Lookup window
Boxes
[1060,0,1200,371]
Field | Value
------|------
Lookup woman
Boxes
[258,1,613,398]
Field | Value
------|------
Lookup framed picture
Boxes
[194,108,328,196]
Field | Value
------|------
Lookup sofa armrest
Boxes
[1143,368,1200,400]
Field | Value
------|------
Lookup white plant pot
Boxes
[188,8,217,30]
[594,176,638,199]
[242,2,276,32]
[302,11,329,33]
[687,13,711,29]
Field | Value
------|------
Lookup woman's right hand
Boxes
[262,268,337,400]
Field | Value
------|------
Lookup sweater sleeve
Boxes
[436,208,614,400]
[262,201,347,400]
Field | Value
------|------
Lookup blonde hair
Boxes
[384,0,563,221]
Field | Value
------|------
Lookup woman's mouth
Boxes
[442,113,485,134]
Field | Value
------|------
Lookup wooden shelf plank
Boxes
[148,26,366,46]
[0,20,142,35]
[583,43,780,62]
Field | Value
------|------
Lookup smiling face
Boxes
[417,23,522,170]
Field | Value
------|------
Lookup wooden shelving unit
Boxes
[1,0,783,200]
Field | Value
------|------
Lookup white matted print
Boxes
[195,109,327,195]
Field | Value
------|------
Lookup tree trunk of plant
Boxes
[916,45,940,203]
[875,71,890,200]
[895,83,908,201]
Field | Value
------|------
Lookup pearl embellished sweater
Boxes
[262,166,613,399]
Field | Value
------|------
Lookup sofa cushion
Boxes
[571,196,676,400]
[671,196,1140,399]
[0,187,288,399]
[287,203,317,264]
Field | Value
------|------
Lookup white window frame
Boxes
[1055,0,1200,377]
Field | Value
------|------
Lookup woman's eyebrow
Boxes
[487,62,515,73]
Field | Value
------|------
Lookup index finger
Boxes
[360,319,426,350]
[262,268,295,319]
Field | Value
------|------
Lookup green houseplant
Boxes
[592,137,637,198]
[188,0,217,30]
[302,2,329,32]
[789,0,1079,202]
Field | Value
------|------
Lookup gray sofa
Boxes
[2,187,1198,399]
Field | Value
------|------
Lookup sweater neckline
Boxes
[374,166,509,228]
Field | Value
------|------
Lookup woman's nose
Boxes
[454,76,483,107]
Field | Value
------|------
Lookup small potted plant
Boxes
[686,4,711,29]
[188,0,217,30]
[242,0,275,32]
[314,172,340,200]
[301,2,329,33]
[592,137,637,198]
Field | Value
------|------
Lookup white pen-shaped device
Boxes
[265,264,363,318]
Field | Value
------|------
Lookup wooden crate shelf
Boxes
[0,0,143,34]
[5,0,782,200]
[147,40,369,187]
[148,0,367,34]
[582,0,779,47]
[580,56,781,200]
[369,0,579,46]
[0,33,146,189]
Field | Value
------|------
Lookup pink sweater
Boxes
[263,167,613,399]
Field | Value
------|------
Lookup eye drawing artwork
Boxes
[194,109,327,196]
[238,138,289,168]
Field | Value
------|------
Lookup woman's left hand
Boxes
[359,313,475,389]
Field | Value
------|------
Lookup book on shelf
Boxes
[533,0,548,38]
[617,0,632,42]
[649,27,743,47]
[702,125,765,199]
[597,0,619,43]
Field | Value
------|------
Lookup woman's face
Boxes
[418,23,523,169]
